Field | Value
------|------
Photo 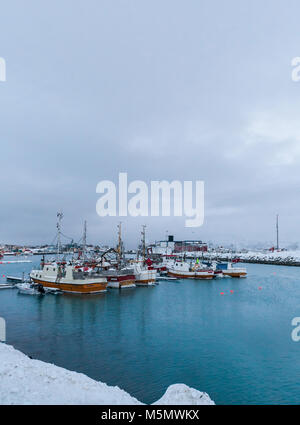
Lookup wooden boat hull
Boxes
[168,270,214,279]
[31,278,107,294]
[135,278,156,286]
[222,271,247,278]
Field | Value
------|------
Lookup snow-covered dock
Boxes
[0,284,14,290]
[0,343,214,405]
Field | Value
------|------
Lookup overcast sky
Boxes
[1,0,300,248]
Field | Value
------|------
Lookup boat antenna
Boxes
[56,211,63,262]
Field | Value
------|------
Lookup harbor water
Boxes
[0,256,299,404]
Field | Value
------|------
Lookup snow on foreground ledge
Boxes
[0,344,214,405]
[153,385,214,405]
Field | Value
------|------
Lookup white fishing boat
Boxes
[101,223,136,289]
[215,261,247,278]
[29,214,108,294]
[105,269,136,289]
[30,262,108,294]
[168,261,214,279]
[132,226,157,286]
[133,262,156,286]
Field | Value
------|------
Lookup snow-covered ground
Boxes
[0,343,215,405]
[176,249,300,264]
[206,250,300,264]
[153,384,214,405]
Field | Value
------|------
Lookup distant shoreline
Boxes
[200,255,300,267]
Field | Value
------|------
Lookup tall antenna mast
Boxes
[82,220,87,261]
[276,214,279,250]
[56,211,63,262]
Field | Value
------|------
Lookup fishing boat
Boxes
[29,213,108,294]
[215,261,247,278]
[104,223,136,289]
[30,263,107,294]
[133,261,156,286]
[168,260,214,279]
[104,269,136,289]
[132,226,157,286]
[30,262,108,294]
[202,260,224,278]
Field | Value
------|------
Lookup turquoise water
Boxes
[0,256,300,404]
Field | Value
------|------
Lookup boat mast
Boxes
[141,225,146,263]
[165,230,168,257]
[56,211,63,262]
[117,222,122,269]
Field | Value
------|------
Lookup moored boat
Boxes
[215,261,247,278]
[105,269,136,289]
[29,214,108,294]
[133,262,156,286]
[30,263,108,293]
[132,226,157,286]
[17,282,45,295]
[102,223,136,289]
[168,261,214,279]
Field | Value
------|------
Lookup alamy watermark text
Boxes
[291,317,300,342]
[96,173,204,227]
[0,57,6,82]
